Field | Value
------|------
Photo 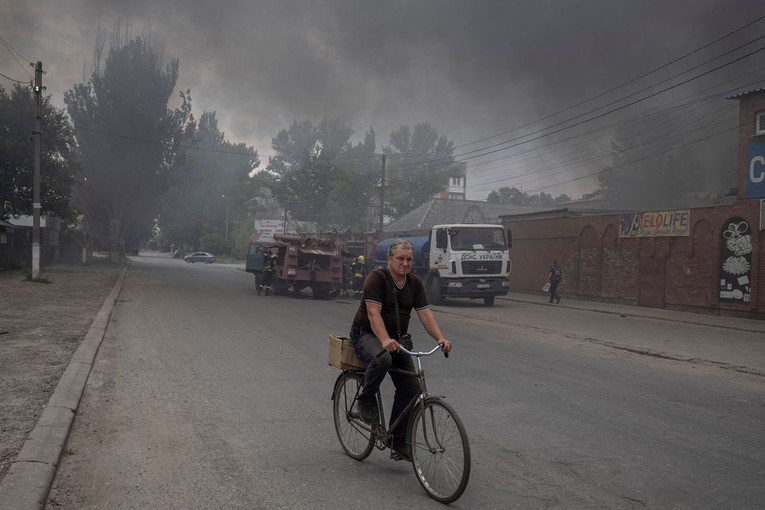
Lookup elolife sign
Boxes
[619,209,690,238]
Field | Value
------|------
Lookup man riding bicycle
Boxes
[349,239,452,461]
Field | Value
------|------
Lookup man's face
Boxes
[388,246,414,277]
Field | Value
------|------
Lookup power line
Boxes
[424,40,765,171]
[525,125,739,194]
[467,71,765,186]
[389,42,765,179]
[0,35,33,78]
[0,70,28,84]
[454,13,765,150]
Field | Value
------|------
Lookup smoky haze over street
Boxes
[2,0,765,199]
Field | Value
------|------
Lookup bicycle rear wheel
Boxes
[409,397,471,504]
[332,372,374,460]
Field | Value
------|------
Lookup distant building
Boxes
[2,215,61,268]
[436,161,468,201]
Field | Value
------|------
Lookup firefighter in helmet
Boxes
[351,255,367,299]
[258,249,277,296]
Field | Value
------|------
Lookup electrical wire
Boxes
[453,13,765,150]
[0,70,28,84]
[467,72,764,186]
[0,35,33,78]
[524,124,739,194]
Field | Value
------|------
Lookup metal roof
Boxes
[384,198,540,235]
[726,86,765,100]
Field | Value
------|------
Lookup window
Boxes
[757,112,765,136]
[451,176,462,186]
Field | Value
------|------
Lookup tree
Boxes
[597,117,706,210]
[266,119,377,231]
[383,122,456,218]
[486,186,570,207]
[486,186,527,205]
[0,84,77,220]
[65,27,180,260]
[157,106,259,254]
[326,127,378,231]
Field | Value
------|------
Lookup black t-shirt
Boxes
[352,268,429,339]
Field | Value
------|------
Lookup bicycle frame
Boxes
[342,344,443,446]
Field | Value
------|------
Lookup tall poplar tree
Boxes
[65,27,180,260]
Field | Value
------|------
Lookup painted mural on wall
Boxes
[719,217,752,303]
[619,209,690,238]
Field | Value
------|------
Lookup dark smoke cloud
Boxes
[2,0,764,198]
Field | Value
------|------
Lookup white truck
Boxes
[374,223,511,306]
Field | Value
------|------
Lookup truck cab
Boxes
[427,224,511,306]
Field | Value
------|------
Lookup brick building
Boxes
[502,88,765,319]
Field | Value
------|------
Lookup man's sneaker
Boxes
[556,295,561,304]
[357,399,378,425]
[390,437,412,462]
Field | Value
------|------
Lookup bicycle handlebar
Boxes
[377,344,448,358]
[401,344,443,357]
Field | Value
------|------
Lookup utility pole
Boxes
[220,194,229,242]
[379,154,385,240]
[31,61,43,279]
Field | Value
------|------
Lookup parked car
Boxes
[184,251,216,264]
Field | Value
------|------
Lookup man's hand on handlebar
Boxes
[381,337,400,353]
[438,338,452,354]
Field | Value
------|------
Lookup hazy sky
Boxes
[2,0,764,200]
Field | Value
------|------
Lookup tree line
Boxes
[1,28,465,261]
[1,26,711,262]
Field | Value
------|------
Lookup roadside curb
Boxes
[494,294,765,377]
[0,266,128,510]
[498,295,765,334]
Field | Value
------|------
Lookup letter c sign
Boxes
[746,143,765,198]
[751,156,765,183]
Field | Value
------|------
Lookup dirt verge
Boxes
[0,262,123,482]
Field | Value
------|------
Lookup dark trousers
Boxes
[549,280,560,301]
[350,326,421,441]
[352,275,364,294]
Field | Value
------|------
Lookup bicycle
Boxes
[331,343,471,504]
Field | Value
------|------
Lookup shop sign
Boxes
[619,209,690,238]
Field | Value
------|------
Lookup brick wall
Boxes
[504,200,764,318]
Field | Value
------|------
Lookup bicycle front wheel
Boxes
[409,397,471,504]
[332,372,374,460]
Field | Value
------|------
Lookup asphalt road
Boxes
[46,253,765,509]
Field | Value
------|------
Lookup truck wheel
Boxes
[483,296,495,306]
[312,284,330,300]
[273,279,288,296]
[428,276,443,305]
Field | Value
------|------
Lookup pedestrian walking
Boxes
[547,260,562,304]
